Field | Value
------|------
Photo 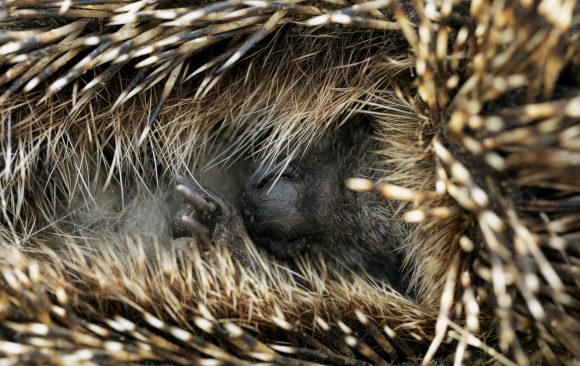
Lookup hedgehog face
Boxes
[170,124,408,287]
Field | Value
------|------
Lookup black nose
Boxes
[241,166,318,258]
[245,178,304,238]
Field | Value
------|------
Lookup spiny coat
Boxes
[0,0,578,365]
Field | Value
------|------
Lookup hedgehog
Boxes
[0,0,579,365]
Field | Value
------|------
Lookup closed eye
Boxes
[256,164,302,190]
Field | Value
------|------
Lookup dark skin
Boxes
[171,126,409,289]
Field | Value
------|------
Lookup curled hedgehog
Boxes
[0,0,579,365]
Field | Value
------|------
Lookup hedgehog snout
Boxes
[241,165,319,259]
